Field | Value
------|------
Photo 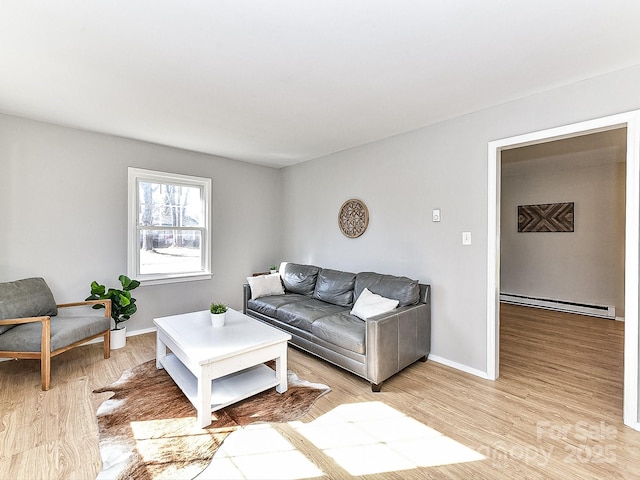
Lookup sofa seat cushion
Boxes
[248,294,308,318]
[311,312,366,354]
[276,299,349,332]
[0,315,110,352]
[313,268,356,307]
[281,263,320,296]
[355,272,420,307]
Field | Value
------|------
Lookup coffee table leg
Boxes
[275,344,288,393]
[156,336,167,369]
[197,375,212,428]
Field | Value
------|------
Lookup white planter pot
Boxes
[110,326,127,349]
[210,312,226,328]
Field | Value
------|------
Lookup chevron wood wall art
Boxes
[517,202,574,233]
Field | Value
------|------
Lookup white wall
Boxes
[280,64,640,373]
[501,144,626,316]
[0,114,281,332]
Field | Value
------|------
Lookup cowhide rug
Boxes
[93,360,330,480]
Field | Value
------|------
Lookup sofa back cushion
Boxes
[281,263,320,296]
[354,272,420,307]
[313,268,356,307]
[0,277,58,334]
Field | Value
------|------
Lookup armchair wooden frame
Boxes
[0,299,112,390]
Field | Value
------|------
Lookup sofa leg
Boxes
[420,355,428,362]
[371,382,382,393]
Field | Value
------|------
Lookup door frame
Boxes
[486,110,640,430]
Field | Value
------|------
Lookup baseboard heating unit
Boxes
[500,293,616,319]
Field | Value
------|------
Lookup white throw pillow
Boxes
[350,287,399,320]
[247,273,285,299]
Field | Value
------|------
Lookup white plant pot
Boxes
[210,312,226,328]
[110,326,127,350]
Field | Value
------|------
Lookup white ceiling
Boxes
[2,1,640,168]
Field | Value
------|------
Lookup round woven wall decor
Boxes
[338,199,369,238]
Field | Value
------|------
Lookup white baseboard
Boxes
[624,421,640,432]
[500,293,616,319]
[428,354,492,380]
[85,326,157,345]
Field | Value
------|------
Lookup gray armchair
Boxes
[0,277,111,390]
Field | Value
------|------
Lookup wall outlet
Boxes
[432,209,441,222]
[462,231,472,245]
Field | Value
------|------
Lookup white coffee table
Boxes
[154,308,291,427]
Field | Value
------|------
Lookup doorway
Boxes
[487,110,640,430]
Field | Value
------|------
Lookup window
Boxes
[128,168,211,285]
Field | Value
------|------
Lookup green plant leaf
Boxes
[210,302,228,314]
[118,293,131,307]
[89,275,138,325]
[90,281,106,296]
[121,304,137,317]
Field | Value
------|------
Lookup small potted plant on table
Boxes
[86,275,140,349]
[210,302,228,328]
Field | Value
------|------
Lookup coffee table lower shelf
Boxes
[160,353,281,414]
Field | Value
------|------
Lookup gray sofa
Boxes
[243,262,431,391]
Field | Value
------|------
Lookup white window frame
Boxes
[127,167,212,285]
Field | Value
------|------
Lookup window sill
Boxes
[137,273,212,286]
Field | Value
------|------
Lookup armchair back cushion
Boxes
[0,278,58,334]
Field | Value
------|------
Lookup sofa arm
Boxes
[365,293,430,385]
[58,299,112,318]
[243,284,251,314]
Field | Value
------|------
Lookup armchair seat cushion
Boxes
[0,277,58,334]
[0,316,110,352]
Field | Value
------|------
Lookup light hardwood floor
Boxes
[1,304,640,479]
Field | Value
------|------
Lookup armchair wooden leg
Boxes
[41,317,51,391]
[104,330,111,359]
[41,352,51,391]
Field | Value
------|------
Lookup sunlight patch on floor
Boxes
[197,423,324,480]
[197,401,483,479]
[290,401,484,476]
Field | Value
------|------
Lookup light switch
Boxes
[462,231,472,245]
[432,209,441,222]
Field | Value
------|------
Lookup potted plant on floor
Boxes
[86,275,140,349]
[209,302,227,328]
